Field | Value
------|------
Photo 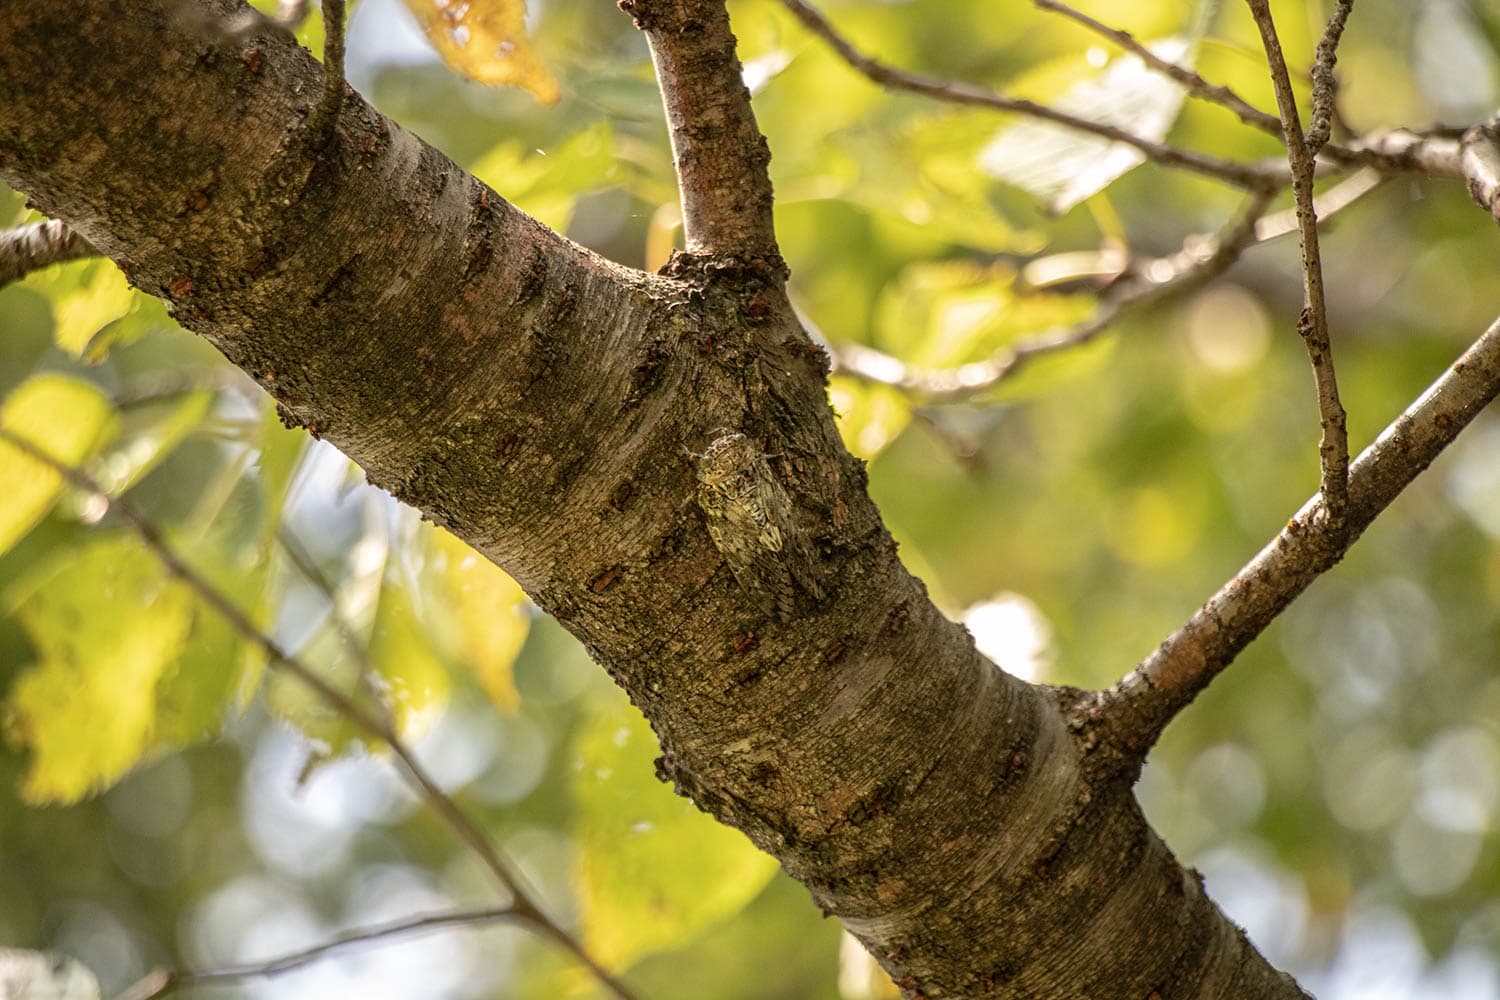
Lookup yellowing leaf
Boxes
[45,260,137,358]
[572,700,778,969]
[828,377,911,461]
[432,527,528,713]
[3,537,193,803]
[367,577,450,738]
[401,0,560,104]
[0,375,117,558]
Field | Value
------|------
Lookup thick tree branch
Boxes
[0,219,96,285]
[0,3,1316,994]
[776,0,1281,191]
[1248,0,1350,526]
[1098,313,1500,754]
[623,0,780,263]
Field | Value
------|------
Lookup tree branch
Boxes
[624,0,780,262]
[776,0,1280,191]
[1098,313,1500,754]
[0,428,638,1000]
[0,219,96,286]
[1461,114,1500,224]
[119,906,525,999]
[1248,0,1350,526]
[1307,0,1355,155]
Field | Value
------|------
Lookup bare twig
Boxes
[1307,0,1355,155]
[0,220,96,287]
[0,429,638,1000]
[776,0,1279,191]
[626,0,780,261]
[120,906,524,999]
[1247,0,1349,526]
[1098,312,1500,753]
[832,189,1277,399]
[1032,0,1284,139]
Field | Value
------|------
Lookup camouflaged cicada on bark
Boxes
[694,432,825,619]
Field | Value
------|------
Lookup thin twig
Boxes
[1307,0,1355,155]
[0,220,97,287]
[832,189,1277,400]
[1032,0,1284,139]
[120,906,524,999]
[0,429,639,1000]
[776,0,1279,191]
[1247,0,1349,527]
[1097,312,1500,754]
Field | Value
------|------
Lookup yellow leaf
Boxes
[46,260,138,358]
[828,376,911,461]
[400,0,560,104]
[572,700,778,969]
[4,537,193,803]
[432,527,528,713]
[0,375,117,558]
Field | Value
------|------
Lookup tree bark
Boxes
[0,2,1313,996]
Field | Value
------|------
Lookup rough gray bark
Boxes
[2,1,1440,997]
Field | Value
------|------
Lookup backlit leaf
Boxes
[980,38,1194,212]
[431,526,528,713]
[400,0,560,104]
[0,375,117,558]
[572,700,778,969]
[3,536,193,804]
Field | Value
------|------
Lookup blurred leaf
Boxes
[469,122,617,230]
[26,259,137,359]
[254,398,308,553]
[3,536,193,803]
[829,377,911,461]
[366,574,450,738]
[0,375,117,558]
[431,526,528,713]
[572,700,778,970]
[95,390,213,497]
[981,38,1194,212]
[400,0,560,104]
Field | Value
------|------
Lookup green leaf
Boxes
[469,122,617,231]
[3,536,193,804]
[828,377,912,461]
[25,259,138,359]
[980,37,1195,212]
[0,375,117,558]
[572,700,778,970]
[430,526,529,713]
[95,390,213,497]
[366,574,450,739]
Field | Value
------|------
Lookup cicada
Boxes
[693,432,824,618]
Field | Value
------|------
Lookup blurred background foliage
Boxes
[3,0,1500,996]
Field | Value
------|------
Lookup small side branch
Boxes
[0,219,96,287]
[777,0,1278,191]
[1099,313,1500,754]
[1247,0,1349,525]
[1307,0,1355,154]
[624,0,780,262]
[307,0,347,140]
